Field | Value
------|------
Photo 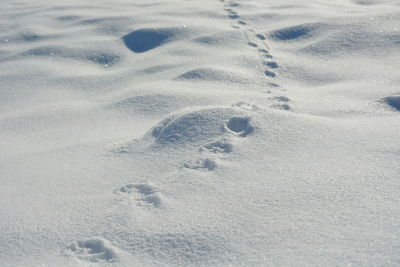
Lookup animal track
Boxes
[270,95,291,110]
[256,34,266,40]
[63,238,117,263]
[220,0,279,82]
[200,139,234,153]
[264,70,276,77]
[117,183,162,208]
[264,61,278,68]
[149,107,251,145]
[225,116,254,136]
[232,101,259,111]
[183,158,218,171]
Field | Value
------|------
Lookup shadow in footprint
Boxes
[264,70,276,77]
[248,42,258,48]
[225,117,254,137]
[265,61,279,68]
[256,34,266,40]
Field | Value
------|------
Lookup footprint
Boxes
[272,103,291,110]
[220,0,280,86]
[118,183,162,208]
[270,95,291,110]
[264,61,279,69]
[228,2,239,7]
[232,101,260,111]
[63,238,117,263]
[264,70,276,77]
[248,42,258,48]
[272,95,289,102]
[183,158,218,171]
[256,34,266,40]
[266,82,279,87]
[200,139,234,153]
[225,117,254,137]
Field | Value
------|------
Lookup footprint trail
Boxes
[220,0,280,81]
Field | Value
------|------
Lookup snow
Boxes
[1,0,400,266]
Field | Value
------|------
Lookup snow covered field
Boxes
[1,0,400,265]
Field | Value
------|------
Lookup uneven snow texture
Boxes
[1,0,400,266]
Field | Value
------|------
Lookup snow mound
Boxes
[193,31,243,47]
[13,46,121,66]
[175,68,249,83]
[300,23,400,57]
[150,107,253,145]
[110,94,198,116]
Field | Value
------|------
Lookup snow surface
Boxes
[1,0,400,266]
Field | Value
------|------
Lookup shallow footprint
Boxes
[200,139,234,153]
[233,101,260,111]
[63,238,117,263]
[118,183,162,208]
[183,158,218,171]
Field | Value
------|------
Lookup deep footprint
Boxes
[225,117,254,137]
[264,70,276,77]
[264,61,279,68]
